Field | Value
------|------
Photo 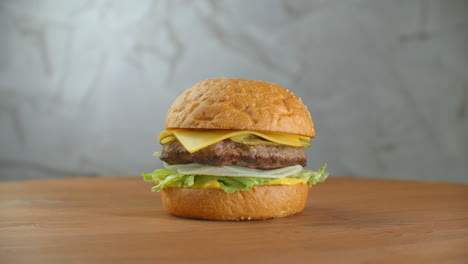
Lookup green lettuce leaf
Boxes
[289,164,328,187]
[142,164,328,193]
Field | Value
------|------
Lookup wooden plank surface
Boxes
[0,177,467,264]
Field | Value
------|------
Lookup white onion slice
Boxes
[164,163,303,178]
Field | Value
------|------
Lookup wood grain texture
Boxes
[0,177,467,264]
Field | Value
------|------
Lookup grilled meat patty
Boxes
[160,139,306,169]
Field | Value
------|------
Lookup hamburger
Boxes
[142,78,328,220]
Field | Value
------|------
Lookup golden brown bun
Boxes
[161,184,309,220]
[166,78,315,137]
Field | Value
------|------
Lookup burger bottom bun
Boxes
[161,184,309,221]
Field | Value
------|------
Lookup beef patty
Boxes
[160,140,306,169]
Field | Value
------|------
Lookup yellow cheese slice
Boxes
[268,178,307,185]
[188,180,221,189]
[158,129,310,153]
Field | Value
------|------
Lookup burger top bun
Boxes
[165,78,315,137]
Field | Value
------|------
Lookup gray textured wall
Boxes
[0,0,467,182]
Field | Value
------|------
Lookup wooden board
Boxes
[0,177,467,264]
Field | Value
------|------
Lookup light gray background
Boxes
[0,0,467,182]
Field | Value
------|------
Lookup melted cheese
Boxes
[188,180,221,189]
[158,129,310,153]
[184,178,306,190]
[268,178,307,185]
